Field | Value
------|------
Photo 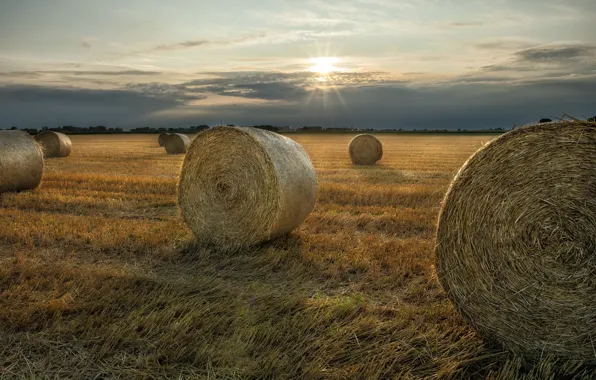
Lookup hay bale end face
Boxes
[165,133,191,154]
[35,131,72,158]
[178,126,317,250]
[0,130,44,193]
[348,134,383,165]
[435,120,596,361]
[158,133,170,147]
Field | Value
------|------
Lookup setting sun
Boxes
[309,57,340,74]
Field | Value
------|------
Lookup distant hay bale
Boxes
[0,130,44,193]
[348,134,383,165]
[178,126,317,249]
[165,133,191,154]
[435,120,596,361]
[158,133,170,147]
[34,131,72,158]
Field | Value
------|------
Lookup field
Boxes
[0,133,592,379]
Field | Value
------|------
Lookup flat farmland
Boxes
[0,133,588,379]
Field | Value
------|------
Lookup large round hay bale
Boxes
[158,132,170,147]
[435,120,596,361]
[165,133,190,154]
[178,126,317,249]
[348,134,383,165]
[34,131,72,158]
[0,130,44,193]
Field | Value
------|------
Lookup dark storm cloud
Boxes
[1,70,595,130]
[185,75,596,129]
[0,84,189,106]
[0,84,199,128]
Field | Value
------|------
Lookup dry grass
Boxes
[1,133,594,379]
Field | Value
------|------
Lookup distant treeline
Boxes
[3,116,594,135]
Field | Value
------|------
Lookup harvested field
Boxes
[1,133,593,379]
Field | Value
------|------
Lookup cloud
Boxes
[449,21,484,27]
[480,64,535,73]
[124,82,206,101]
[478,43,596,78]
[0,84,189,106]
[473,39,536,51]
[149,33,269,52]
[80,41,92,49]
[0,70,162,78]
[185,75,596,129]
[515,44,596,63]
[2,71,594,130]
[153,40,210,51]
[0,83,207,128]
[180,70,400,102]
[209,82,310,101]
[0,71,41,78]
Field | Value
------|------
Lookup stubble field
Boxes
[0,133,592,379]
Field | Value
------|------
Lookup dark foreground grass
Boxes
[1,134,595,379]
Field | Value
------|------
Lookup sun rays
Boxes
[304,56,348,112]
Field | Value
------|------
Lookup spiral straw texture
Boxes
[35,131,72,158]
[348,134,383,165]
[158,133,170,147]
[0,130,44,193]
[435,120,596,362]
[165,133,191,154]
[178,126,317,250]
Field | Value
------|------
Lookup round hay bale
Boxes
[158,132,170,147]
[348,134,383,165]
[435,120,596,361]
[178,126,317,249]
[34,131,72,158]
[165,133,190,154]
[0,130,44,193]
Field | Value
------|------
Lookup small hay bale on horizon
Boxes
[165,133,191,154]
[435,119,596,362]
[348,134,383,165]
[158,132,170,147]
[35,131,72,158]
[178,126,317,250]
[0,130,44,193]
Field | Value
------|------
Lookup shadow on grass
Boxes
[2,237,595,378]
[350,164,411,186]
[174,233,316,282]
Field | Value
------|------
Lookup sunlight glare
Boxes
[309,57,340,74]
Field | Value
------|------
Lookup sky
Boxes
[0,0,595,130]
